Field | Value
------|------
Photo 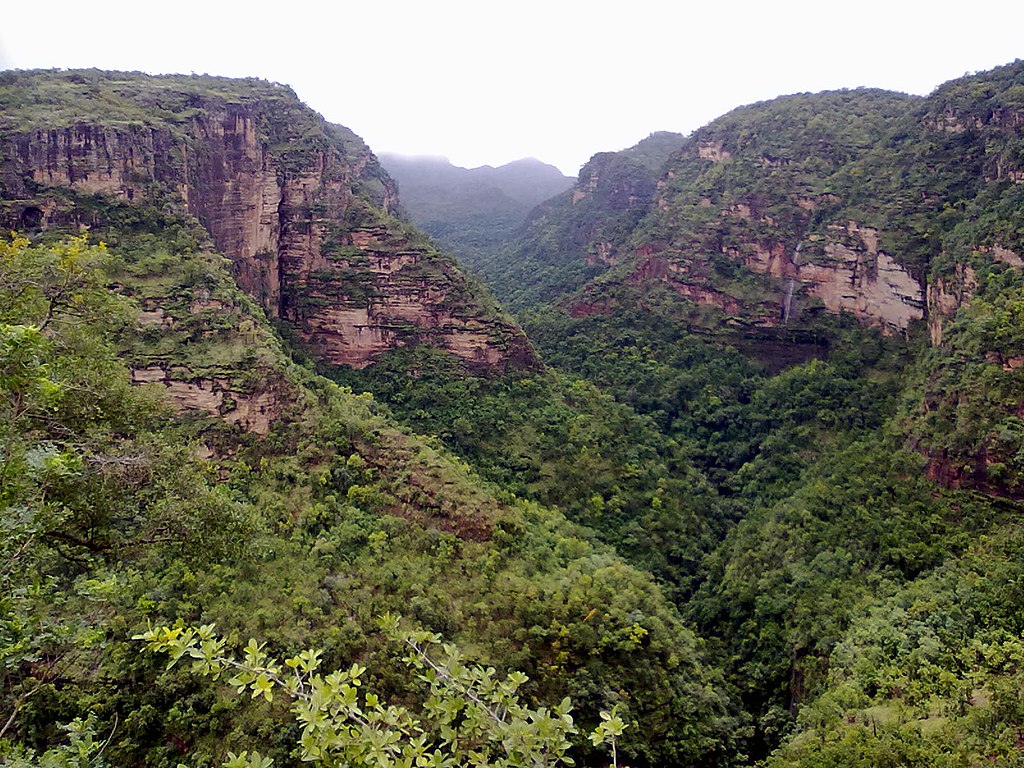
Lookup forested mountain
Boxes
[0,71,735,768]
[0,71,535,373]
[4,60,1024,768]
[461,131,687,311]
[378,153,572,267]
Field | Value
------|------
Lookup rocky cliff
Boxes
[515,65,1024,498]
[499,91,961,338]
[607,90,930,335]
[629,72,1024,342]
[0,70,535,373]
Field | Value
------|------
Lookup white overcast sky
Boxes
[1,1,1021,176]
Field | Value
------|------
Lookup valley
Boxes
[3,61,1024,767]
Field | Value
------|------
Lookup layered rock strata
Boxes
[0,74,535,373]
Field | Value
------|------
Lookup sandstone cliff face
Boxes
[130,364,283,436]
[571,151,657,209]
[565,152,659,271]
[3,123,184,200]
[926,263,978,346]
[623,215,925,334]
[294,224,536,370]
[741,222,924,332]
[614,91,934,336]
[113,245,306,441]
[185,107,287,310]
[0,73,534,374]
[564,137,684,268]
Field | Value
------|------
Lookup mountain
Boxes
[379,153,573,265]
[625,90,923,331]
[8,59,1024,768]
[379,154,573,217]
[0,70,536,373]
[506,67,1024,499]
[0,71,736,767]
[438,60,1024,763]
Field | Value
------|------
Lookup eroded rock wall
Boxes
[625,219,925,335]
[1,90,535,373]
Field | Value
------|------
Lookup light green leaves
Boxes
[588,707,627,747]
[223,751,274,768]
[137,616,627,768]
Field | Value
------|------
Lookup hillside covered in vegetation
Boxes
[337,60,1024,766]
[3,61,1024,768]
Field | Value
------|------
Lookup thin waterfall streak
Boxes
[783,241,803,323]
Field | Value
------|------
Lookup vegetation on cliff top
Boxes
[0,68,391,202]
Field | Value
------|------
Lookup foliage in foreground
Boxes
[136,615,627,768]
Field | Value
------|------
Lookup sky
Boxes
[1,1,1022,176]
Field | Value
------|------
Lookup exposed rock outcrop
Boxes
[564,146,668,270]
[0,72,535,374]
[131,365,282,436]
[776,223,923,333]
[613,90,943,336]
[696,141,731,162]
[927,263,978,346]
[625,221,924,334]
[295,226,535,369]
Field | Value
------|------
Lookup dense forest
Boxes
[3,61,1024,768]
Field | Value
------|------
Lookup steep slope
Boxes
[0,71,753,768]
[496,91,938,339]
[0,69,536,372]
[9,59,1024,768]
[0,74,741,624]
[326,343,731,605]
[890,62,1024,497]
[431,60,1024,760]
[0,204,739,767]
[624,90,923,332]
[506,65,1024,496]
[665,63,1024,759]
[508,66,1024,345]
[362,62,1024,766]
